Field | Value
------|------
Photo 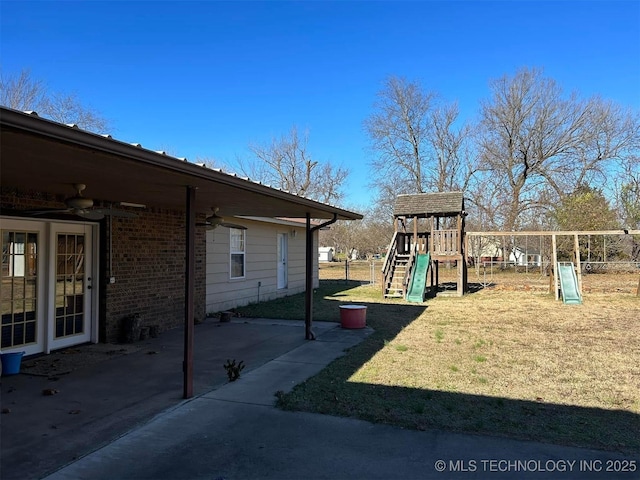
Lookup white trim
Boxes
[44,221,52,354]
[90,226,99,344]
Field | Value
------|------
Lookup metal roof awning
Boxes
[0,107,362,221]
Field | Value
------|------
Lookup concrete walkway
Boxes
[1,318,341,479]
[41,321,638,480]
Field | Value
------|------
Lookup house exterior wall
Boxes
[102,208,207,342]
[1,188,207,345]
[205,218,318,314]
[508,251,542,266]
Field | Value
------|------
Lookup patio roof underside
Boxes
[0,109,362,221]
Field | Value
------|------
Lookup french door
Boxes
[0,218,96,355]
[49,223,94,350]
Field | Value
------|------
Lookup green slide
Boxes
[557,262,583,305]
[406,253,431,303]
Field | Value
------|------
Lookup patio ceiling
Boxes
[0,107,362,221]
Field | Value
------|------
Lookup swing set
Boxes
[466,229,640,299]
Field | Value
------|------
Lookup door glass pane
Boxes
[55,234,85,338]
[0,229,38,348]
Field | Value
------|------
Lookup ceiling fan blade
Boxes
[94,208,138,218]
[220,222,248,230]
[22,208,73,216]
[199,222,245,231]
[76,210,105,220]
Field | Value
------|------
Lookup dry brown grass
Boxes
[352,290,639,413]
[270,277,640,453]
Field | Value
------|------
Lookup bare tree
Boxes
[1,68,110,132]
[615,155,640,261]
[319,205,394,260]
[320,220,363,259]
[429,102,477,192]
[356,209,396,258]
[567,98,640,192]
[364,76,475,214]
[239,126,349,205]
[615,155,640,228]
[365,76,436,195]
[0,68,46,110]
[477,67,640,232]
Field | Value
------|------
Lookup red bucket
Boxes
[339,305,367,329]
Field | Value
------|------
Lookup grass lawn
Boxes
[234,279,640,454]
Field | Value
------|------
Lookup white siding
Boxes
[205,219,318,314]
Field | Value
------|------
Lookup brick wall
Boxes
[1,187,206,344]
[102,208,206,342]
[0,187,62,210]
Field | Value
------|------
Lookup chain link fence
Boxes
[319,260,384,285]
[319,258,639,294]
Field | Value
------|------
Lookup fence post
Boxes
[551,234,558,300]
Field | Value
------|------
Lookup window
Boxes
[230,228,245,278]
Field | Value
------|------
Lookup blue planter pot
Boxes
[1,351,25,376]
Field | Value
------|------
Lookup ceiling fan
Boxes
[198,207,247,230]
[26,183,138,220]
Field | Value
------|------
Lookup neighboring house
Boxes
[318,246,334,263]
[509,246,542,267]
[0,107,361,362]
[206,217,318,313]
[470,238,541,266]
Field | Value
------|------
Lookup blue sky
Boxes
[1,1,639,209]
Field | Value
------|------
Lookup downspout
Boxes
[305,213,338,340]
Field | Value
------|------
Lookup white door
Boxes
[277,233,288,289]
[49,223,94,350]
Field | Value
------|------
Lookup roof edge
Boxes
[0,107,363,221]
